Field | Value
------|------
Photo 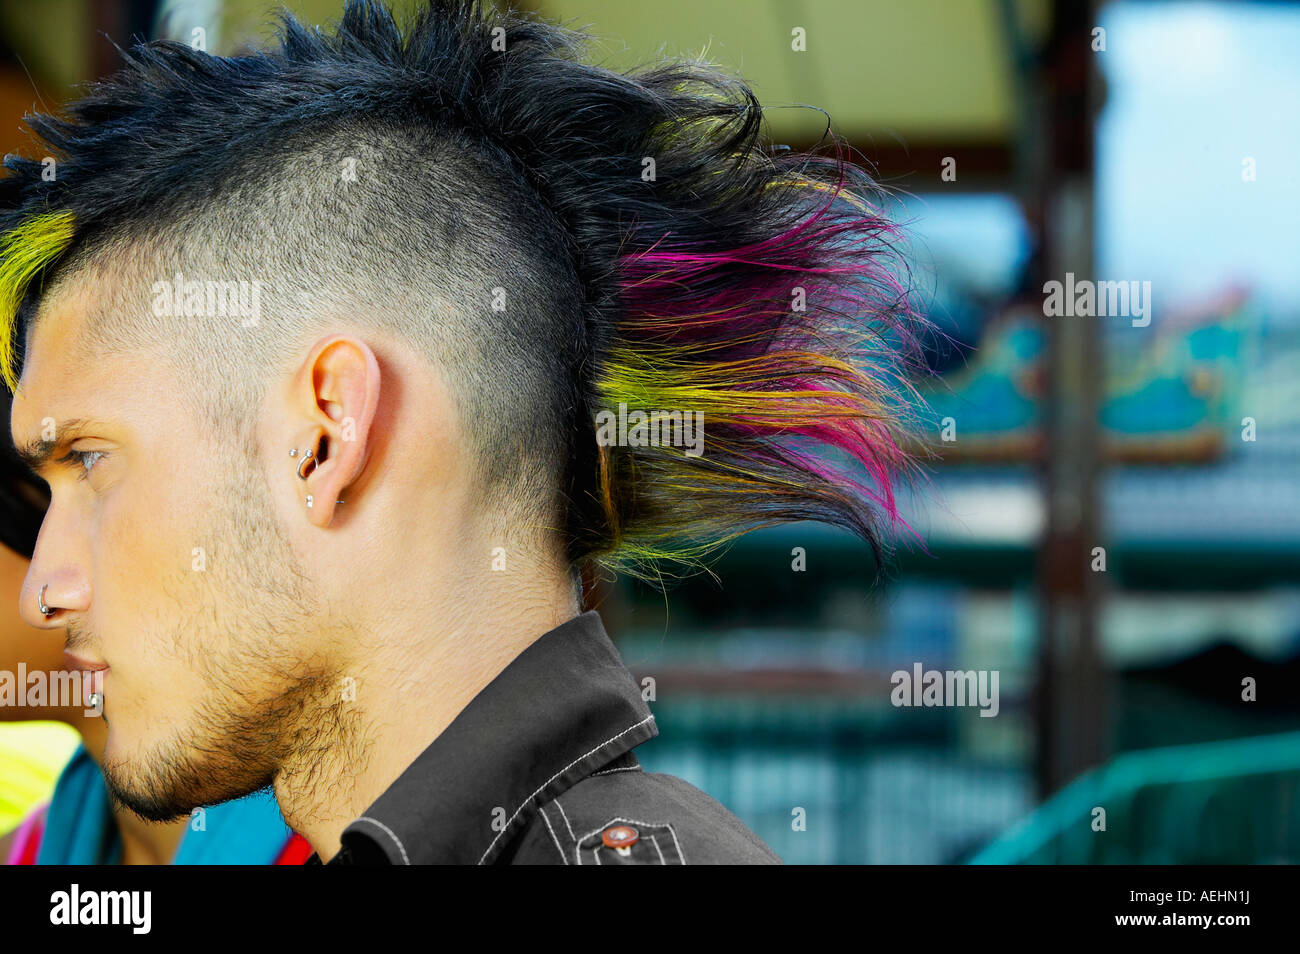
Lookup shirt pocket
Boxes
[575,817,686,865]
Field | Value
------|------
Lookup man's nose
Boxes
[20,575,69,627]
[21,548,91,627]
[20,505,93,627]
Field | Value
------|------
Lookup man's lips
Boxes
[62,651,109,673]
[63,652,108,712]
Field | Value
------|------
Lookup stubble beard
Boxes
[101,456,339,822]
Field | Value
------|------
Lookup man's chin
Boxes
[100,731,269,823]
[101,763,198,822]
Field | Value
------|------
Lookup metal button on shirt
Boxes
[601,825,638,849]
[305,610,781,865]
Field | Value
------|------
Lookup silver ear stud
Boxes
[303,495,345,508]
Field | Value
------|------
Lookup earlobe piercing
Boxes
[294,448,344,509]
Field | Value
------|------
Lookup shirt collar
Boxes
[320,610,657,865]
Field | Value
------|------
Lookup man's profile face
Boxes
[9,270,324,820]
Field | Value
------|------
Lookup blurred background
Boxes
[1,0,1298,863]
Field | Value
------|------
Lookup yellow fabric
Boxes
[0,721,81,832]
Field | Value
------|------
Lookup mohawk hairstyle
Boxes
[0,0,930,579]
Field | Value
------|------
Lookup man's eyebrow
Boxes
[14,418,104,476]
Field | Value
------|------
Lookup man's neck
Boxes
[273,570,581,861]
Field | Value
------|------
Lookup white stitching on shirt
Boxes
[537,804,569,865]
[649,833,666,864]
[354,816,411,865]
[552,796,576,841]
[477,712,656,865]
[589,765,643,777]
[669,823,687,865]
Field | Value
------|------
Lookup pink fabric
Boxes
[4,803,46,865]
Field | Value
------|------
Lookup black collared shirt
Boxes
[304,610,780,864]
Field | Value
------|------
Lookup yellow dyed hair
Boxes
[0,210,76,391]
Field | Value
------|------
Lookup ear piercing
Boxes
[290,447,317,480]
[291,447,344,509]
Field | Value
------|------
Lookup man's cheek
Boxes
[97,501,162,597]
[100,493,197,623]
[115,655,198,737]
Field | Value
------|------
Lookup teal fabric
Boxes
[36,743,293,864]
[34,745,117,864]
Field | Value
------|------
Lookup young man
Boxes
[2,0,924,864]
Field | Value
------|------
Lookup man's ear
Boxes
[291,334,381,527]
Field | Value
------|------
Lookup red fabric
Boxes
[274,833,313,865]
[9,811,310,865]
[14,811,43,864]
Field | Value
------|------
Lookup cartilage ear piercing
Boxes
[296,449,316,480]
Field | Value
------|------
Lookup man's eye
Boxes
[71,450,105,479]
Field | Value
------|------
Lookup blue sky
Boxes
[1097,1,1300,316]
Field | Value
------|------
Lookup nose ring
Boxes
[38,584,54,618]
